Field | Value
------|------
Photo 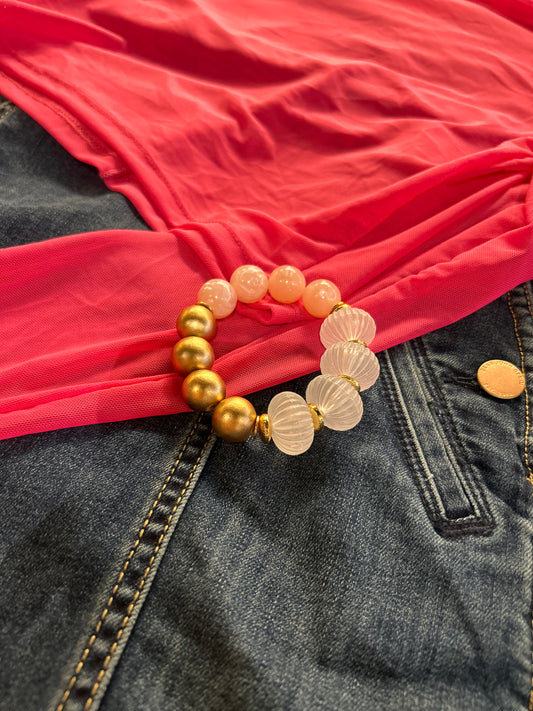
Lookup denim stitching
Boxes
[526,283,533,322]
[379,351,442,521]
[506,286,533,711]
[83,431,213,710]
[507,289,532,483]
[381,345,494,537]
[56,417,205,711]
[414,336,495,525]
[0,99,16,123]
[522,284,532,481]
[410,335,496,529]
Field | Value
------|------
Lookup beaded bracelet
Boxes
[171,264,379,455]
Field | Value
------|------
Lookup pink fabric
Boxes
[0,0,532,440]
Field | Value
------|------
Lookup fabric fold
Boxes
[0,0,532,439]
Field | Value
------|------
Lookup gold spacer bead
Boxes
[182,369,226,411]
[171,336,214,375]
[212,396,257,442]
[176,304,217,340]
[197,301,214,314]
[254,414,271,444]
[339,374,361,392]
[330,302,350,314]
[348,339,368,348]
[307,403,324,432]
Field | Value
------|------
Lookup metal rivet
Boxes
[477,360,525,399]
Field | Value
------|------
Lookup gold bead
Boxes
[254,414,271,444]
[348,339,368,348]
[212,397,257,442]
[182,370,226,411]
[330,301,350,313]
[339,374,361,392]
[176,304,217,340]
[307,403,324,432]
[171,336,215,375]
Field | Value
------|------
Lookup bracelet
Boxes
[171,264,379,455]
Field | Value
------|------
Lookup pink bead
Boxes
[302,279,341,318]
[197,279,237,319]
[230,265,268,304]
[268,265,306,304]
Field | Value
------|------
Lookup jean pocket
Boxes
[380,339,495,538]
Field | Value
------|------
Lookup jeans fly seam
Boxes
[56,417,202,711]
[526,283,533,322]
[507,290,532,484]
[82,430,212,711]
[522,284,533,480]
[507,287,533,711]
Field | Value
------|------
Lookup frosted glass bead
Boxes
[267,391,315,455]
[230,265,268,304]
[198,279,237,319]
[320,307,376,348]
[268,265,306,304]
[302,279,341,318]
[306,374,363,431]
[320,342,380,391]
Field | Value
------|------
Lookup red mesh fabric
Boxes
[0,0,532,439]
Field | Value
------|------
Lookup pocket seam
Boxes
[381,347,495,539]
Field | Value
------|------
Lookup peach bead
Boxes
[198,279,237,319]
[302,279,341,318]
[230,265,268,304]
[268,265,306,304]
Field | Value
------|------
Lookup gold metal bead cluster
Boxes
[171,265,379,454]
[172,300,269,444]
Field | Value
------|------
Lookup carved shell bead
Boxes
[320,307,376,349]
[320,342,380,391]
[305,374,363,431]
[267,391,315,455]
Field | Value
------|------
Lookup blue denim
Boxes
[1,99,532,711]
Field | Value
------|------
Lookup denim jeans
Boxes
[1,99,532,711]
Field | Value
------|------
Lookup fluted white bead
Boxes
[320,307,376,349]
[267,391,315,455]
[305,374,363,431]
[320,342,380,391]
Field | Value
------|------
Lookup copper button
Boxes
[477,360,525,399]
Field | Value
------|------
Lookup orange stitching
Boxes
[0,100,16,123]
[508,288,533,711]
[523,285,533,482]
[526,284,533,322]
[521,285,533,711]
[82,431,213,710]
[56,418,202,711]
[507,291,532,483]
